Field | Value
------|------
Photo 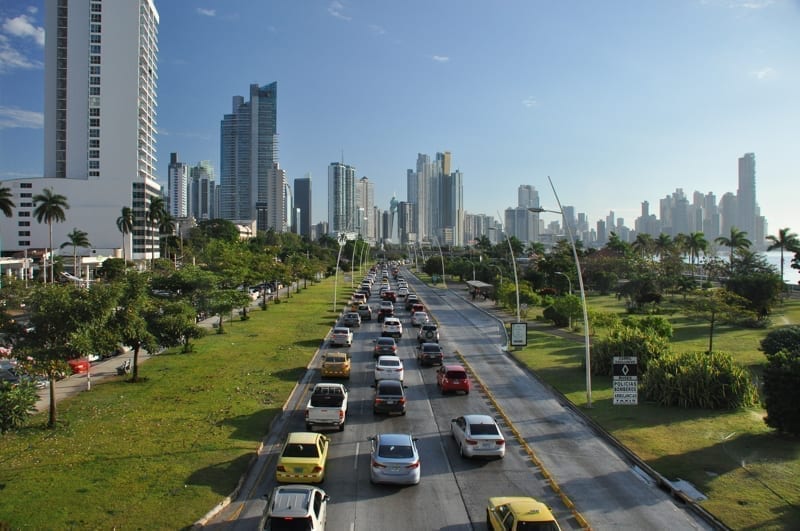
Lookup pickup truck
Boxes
[305,383,348,431]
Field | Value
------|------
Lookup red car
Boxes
[436,364,470,394]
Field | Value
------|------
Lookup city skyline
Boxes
[1,1,798,235]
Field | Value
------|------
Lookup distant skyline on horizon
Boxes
[1,0,798,234]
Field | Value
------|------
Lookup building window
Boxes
[89,171,100,177]
[89,150,100,158]
[89,128,100,137]
[90,66,100,75]
[90,55,101,64]
[18,241,30,247]
[90,34,101,43]
[18,211,30,217]
[20,193,32,198]
[89,86,100,96]
[20,202,33,207]
[90,24,101,33]
[89,161,99,169]
[89,118,100,127]
[18,231,30,237]
[89,108,100,117]
[90,45,101,55]
[91,14,101,23]
[18,221,30,226]
[91,3,101,12]
[89,139,99,148]
[20,183,32,188]
[90,76,100,85]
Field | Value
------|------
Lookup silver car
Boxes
[450,414,506,459]
[369,433,421,485]
[262,484,329,530]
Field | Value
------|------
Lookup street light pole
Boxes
[530,175,592,408]
[433,237,447,288]
[493,215,520,323]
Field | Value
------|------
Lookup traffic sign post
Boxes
[612,356,638,405]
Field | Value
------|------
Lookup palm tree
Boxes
[715,226,751,268]
[116,206,134,264]
[632,233,654,259]
[766,227,800,287]
[147,196,166,270]
[0,185,15,217]
[685,231,708,278]
[60,228,91,276]
[653,233,673,259]
[158,212,176,261]
[33,188,70,284]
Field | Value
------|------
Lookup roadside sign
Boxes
[510,322,528,347]
[613,356,638,405]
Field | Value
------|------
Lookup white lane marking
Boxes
[354,442,360,470]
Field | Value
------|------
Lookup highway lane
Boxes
[408,272,709,530]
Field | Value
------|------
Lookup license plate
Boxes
[391,466,401,472]
[294,467,304,473]
[386,400,396,405]
[480,442,493,449]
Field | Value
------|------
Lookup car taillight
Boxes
[276,465,286,472]
[399,398,406,404]
[406,461,420,469]
[339,411,344,420]
[496,440,505,445]
[312,466,323,473]
[465,439,478,445]
[372,460,386,468]
[374,398,383,404]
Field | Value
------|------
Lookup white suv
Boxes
[382,317,403,338]
[262,484,329,530]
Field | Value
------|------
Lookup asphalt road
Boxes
[202,269,711,530]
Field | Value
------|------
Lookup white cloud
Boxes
[522,97,538,108]
[2,13,45,46]
[0,34,43,72]
[0,106,44,129]
[750,67,775,80]
[328,1,352,21]
[196,8,216,17]
[369,24,386,35]
[738,0,774,8]
[432,55,449,63]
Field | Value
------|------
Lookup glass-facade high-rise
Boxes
[294,176,312,238]
[328,162,356,234]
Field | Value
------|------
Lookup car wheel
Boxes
[459,441,465,457]
[339,421,345,432]
[401,410,406,416]
[465,389,470,395]
[305,422,312,431]
[486,509,492,528]
[373,408,379,415]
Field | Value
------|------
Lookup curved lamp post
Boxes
[529,176,592,408]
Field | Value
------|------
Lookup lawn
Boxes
[515,294,800,530]
[0,277,347,529]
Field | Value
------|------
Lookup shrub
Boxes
[760,325,800,358]
[0,380,38,434]
[543,305,568,328]
[588,310,621,332]
[762,349,800,435]
[621,315,673,339]
[642,351,758,409]
[591,325,671,376]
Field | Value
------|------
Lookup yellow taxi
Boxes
[320,352,351,379]
[486,496,561,530]
[276,432,330,484]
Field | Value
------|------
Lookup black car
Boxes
[376,307,394,322]
[373,337,397,358]
[416,342,444,366]
[372,379,407,415]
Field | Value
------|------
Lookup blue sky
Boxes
[1,0,799,234]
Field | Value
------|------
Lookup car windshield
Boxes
[469,423,499,436]
[378,444,414,459]
[266,516,314,531]
[282,443,320,458]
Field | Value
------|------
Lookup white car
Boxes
[397,286,409,297]
[382,317,403,338]
[262,484,329,530]
[450,414,506,459]
[329,326,353,347]
[374,355,404,383]
[411,311,429,327]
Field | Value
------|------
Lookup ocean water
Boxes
[764,250,800,286]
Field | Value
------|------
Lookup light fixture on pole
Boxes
[529,175,592,408]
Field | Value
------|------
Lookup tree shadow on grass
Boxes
[217,407,281,442]
[185,452,254,496]
[295,339,325,349]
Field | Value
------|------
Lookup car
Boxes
[381,290,397,302]
[329,326,353,347]
[486,496,561,531]
[357,303,373,321]
[410,311,429,327]
[381,317,403,338]
[397,286,409,297]
[320,352,351,379]
[417,342,444,366]
[374,355,404,383]
[437,364,470,394]
[352,292,367,304]
[451,414,506,459]
[262,484,329,531]
[368,433,421,485]
[410,303,425,314]
[373,337,397,358]
[404,294,419,311]
[341,312,361,328]
[275,432,330,484]
[372,379,407,415]
[417,323,439,344]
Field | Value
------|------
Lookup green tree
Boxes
[17,283,119,428]
[762,349,800,435]
[715,226,751,268]
[147,300,204,353]
[109,273,158,382]
[653,233,673,259]
[591,325,671,375]
[96,257,127,282]
[60,227,91,276]
[760,325,800,357]
[207,288,252,333]
[147,196,166,270]
[685,231,708,278]
[0,380,38,433]
[116,206,134,265]
[766,227,800,288]
[632,233,654,259]
[0,185,16,217]
[33,188,70,284]
[685,289,755,352]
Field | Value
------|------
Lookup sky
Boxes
[1,0,799,234]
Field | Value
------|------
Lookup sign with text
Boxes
[510,322,528,347]
[613,356,638,405]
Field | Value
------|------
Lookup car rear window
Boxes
[380,359,401,367]
[447,370,467,379]
[282,443,320,458]
[267,516,314,531]
[378,381,403,394]
[378,444,414,458]
[469,423,500,436]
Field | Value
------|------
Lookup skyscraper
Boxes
[737,152,757,243]
[0,0,162,261]
[356,177,376,242]
[219,82,283,232]
[328,162,356,234]
[168,153,190,218]
[190,161,216,221]
[294,176,312,238]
